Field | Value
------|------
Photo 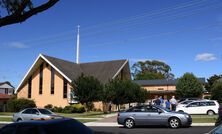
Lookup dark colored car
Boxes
[215,105,222,126]
[207,123,222,134]
[117,105,192,129]
[219,105,222,118]
[0,118,93,134]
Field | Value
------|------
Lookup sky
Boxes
[1,0,222,87]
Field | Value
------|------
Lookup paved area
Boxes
[96,115,117,122]
[91,126,215,134]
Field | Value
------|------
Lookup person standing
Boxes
[159,96,164,107]
[165,99,171,110]
[170,96,177,111]
[154,96,161,106]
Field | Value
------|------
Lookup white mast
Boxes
[76,25,80,64]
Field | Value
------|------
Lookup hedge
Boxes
[7,97,36,112]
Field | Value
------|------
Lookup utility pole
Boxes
[76,25,80,64]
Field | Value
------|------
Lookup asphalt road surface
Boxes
[91,126,214,134]
[0,124,215,134]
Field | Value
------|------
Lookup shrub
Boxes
[73,104,85,113]
[204,96,211,100]
[56,104,85,113]
[211,82,222,103]
[7,97,36,112]
[62,105,74,113]
[44,104,53,110]
[52,106,63,113]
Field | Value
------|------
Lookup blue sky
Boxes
[1,0,222,87]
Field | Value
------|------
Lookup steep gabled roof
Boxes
[42,55,83,81]
[16,54,129,93]
[80,60,127,83]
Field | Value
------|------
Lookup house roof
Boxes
[134,78,206,86]
[43,54,128,83]
[16,54,129,93]
[0,81,14,89]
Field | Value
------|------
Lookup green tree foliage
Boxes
[71,74,103,111]
[132,60,174,80]
[176,73,203,98]
[6,96,36,112]
[103,79,149,111]
[211,82,222,103]
[0,0,59,27]
[205,74,222,92]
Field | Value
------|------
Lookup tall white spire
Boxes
[76,25,80,64]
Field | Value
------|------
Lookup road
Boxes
[0,124,214,134]
[91,126,214,134]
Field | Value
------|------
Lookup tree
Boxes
[103,79,149,111]
[205,74,222,92]
[0,0,59,27]
[131,60,174,80]
[211,81,222,103]
[71,74,103,111]
[176,73,203,98]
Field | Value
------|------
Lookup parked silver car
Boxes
[12,108,62,122]
[117,105,192,129]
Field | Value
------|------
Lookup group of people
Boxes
[153,95,178,111]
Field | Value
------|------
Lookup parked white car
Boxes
[176,100,219,115]
[177,100,194,108]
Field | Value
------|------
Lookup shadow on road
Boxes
[94,131,126,134]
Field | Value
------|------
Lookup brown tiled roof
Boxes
[42,54,128,83]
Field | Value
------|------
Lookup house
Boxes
[16,54,131,109]
[0,81,14,111]
[134,78,206,100]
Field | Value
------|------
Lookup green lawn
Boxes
[0,111,108,118]
[192,117,217,123]
[0,117,12,122]
[191,115,218,123]
[191,115,218,119]
[0,112,14,116]
[57,112,105,118]
[0,117,96,123]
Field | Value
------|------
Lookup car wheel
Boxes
[207,110,215,115]
[169,117,180,128]
[17,118,22,122]
[124,118,135,129]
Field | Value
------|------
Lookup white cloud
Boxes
[195,53,217,61]
[6,42,28,49]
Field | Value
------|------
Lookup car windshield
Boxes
[155,106,171,112]
[180,100,193,104]
[38,109,53,115]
